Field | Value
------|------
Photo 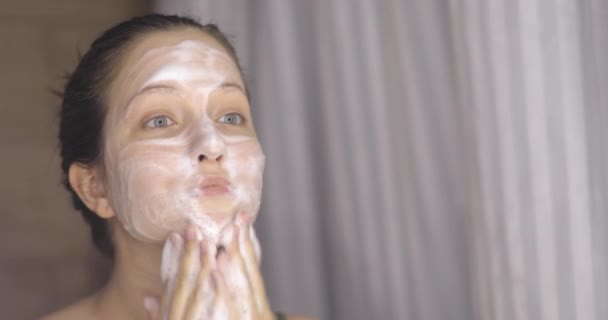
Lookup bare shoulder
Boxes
[41,295,97,320]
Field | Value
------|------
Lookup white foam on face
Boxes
[104,40,266,247]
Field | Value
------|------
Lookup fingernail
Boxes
[143,296,159,313]
[169,232,181,248]
[235,212,244,226]
[233,223,240,239]
[200,241,207,254]
[238,211,249,224]
[186,224,197,241]
[220,225,234,247]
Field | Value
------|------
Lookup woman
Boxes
[43,14,310,320]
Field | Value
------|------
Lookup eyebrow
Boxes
[124,83,177,111]
[124,81,247,111]
[217,82,246,93]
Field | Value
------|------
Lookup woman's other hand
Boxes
[217,212,274,319]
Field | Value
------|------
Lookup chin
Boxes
[198,197,241,221]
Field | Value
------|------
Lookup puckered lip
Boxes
[198,175,231,196]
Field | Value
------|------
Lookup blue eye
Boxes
[219,113,244,125]
[144,116,175,128]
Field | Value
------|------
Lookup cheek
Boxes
[223,141,265,214]
[226,142,264,183]
[119,152,191,204]
[107,143,200,241]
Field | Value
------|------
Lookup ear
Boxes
[68,162,115,219]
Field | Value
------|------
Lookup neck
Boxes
[95,220,164,319]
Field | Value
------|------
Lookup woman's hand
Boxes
[217,212,274,319]
[143,212,274,320]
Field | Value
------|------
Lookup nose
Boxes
[193,122,226,163]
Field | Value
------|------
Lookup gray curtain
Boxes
[152,1,608,319]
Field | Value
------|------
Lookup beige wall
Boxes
[0,1,148,318]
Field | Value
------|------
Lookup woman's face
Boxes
[102,28,264,244]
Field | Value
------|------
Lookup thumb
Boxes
[143,295,161,320]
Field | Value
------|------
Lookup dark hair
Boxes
[59,14,244,258]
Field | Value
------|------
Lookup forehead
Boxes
[110,27,243,91]
[120,27,233,69]
[106,27,244,110]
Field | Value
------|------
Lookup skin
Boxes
[103,36,265,245]
[42,28,312,320]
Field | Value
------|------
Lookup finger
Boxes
[238,213,273,315]
[228,222,257,314]
[161,232,182,284]
[143,296,160,320]
[168,225,200,320]
[209,270,223,318]
[249,226,262,264]
[160,233,183,318]
[217,226,253,318]
[184,241,215,319]
[213,255,240,319]
[159,282,170,320]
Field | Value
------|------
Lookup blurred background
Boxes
[1,0,607,319]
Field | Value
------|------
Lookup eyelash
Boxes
[218,112,245,125]
[144,115,175,128]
